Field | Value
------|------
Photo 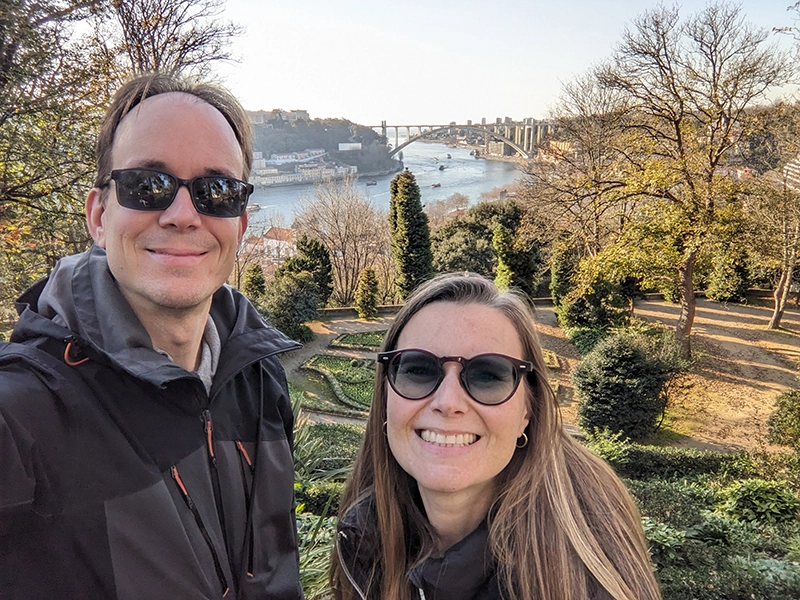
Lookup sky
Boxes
[213,0,798,126]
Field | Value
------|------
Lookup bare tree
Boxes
[596,2,793,356]
[293,176,387,306]
[521,74,636,259]
[97,0,242,78]
[424,193,469,230]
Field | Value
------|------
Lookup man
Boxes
[0,74,304,599]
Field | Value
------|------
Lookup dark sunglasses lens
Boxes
[464,355,518,404]
[116,170,175,210]
[389,351,441,399]
[191,177,249,217]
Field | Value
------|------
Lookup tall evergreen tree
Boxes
[493,225,514,291]
[389,170,434,299]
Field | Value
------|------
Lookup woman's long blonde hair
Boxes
[330,273,661,600]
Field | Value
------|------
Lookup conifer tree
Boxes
[355,269,379,319]
[276,235,334,307]
[493,225,514,291]
[389,170,434,299]
[241,263,267,300]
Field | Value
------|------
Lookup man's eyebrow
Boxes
[133,160,240,179]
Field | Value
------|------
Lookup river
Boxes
[247,141,523,227]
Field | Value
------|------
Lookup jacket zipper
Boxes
[336,531,368,600]
[202,409,230,556]
[171,465,230,597]
[236,439,256,577]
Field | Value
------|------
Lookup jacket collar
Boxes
[13,245,300,389]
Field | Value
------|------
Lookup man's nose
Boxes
[159,185,202,227]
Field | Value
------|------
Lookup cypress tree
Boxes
[354,268,379,319]
[492,225,514,291]
[389,169,434,299]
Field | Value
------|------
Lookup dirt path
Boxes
[280,299,800,451]
[633,298,800,451]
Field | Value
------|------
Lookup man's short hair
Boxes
[94,73,253,189]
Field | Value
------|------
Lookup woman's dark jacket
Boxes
[0,247,303,599]
[336,498,503,600]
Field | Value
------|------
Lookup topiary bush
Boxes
[767,390,800,452]
[573,332,678,440]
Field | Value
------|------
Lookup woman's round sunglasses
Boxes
[377,348,533,406]
[108,168,253,218]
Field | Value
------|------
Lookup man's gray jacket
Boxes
[0,246,303,599]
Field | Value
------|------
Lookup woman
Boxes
[330,273,661,600]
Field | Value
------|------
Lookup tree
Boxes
[276,235,333,307]
[521,74,635,259]
[293,176,387,306]
[493,225,514,291]
[0,1,107,314]
[745,171,800,328]
[354,269,379,319]
[261,270,319,342]
[424,193,468,230]
[740,102,800,329]
[241,263,266,301]
[595,2,793,356]
[431,199,527,277]
[389,170,433,299]
[93,0,242,78]
[0,0,245,316]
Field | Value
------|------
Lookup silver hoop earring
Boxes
[383,421,388,436]
[516,432,528,449]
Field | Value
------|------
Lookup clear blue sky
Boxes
[214,0,798,125]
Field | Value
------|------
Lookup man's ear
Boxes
[238,209,248,244]
[86,187,107,248]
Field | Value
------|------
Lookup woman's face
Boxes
[386,302,531,514]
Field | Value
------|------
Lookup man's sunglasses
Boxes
[377,348,533,406]
[109,168,253,218]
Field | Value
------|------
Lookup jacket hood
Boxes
[13,245,300,389]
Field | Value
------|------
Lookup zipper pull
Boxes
[236,440,255,474]
[202,409,216,467]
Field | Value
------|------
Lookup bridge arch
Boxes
[387,125,530,159]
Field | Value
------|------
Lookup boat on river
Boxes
[365,180,377,186]
[431,183,441,188]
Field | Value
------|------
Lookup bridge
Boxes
[368,120,555,160]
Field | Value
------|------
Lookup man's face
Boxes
[86,92,248,318]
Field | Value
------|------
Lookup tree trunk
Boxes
[769,231,798,329]
[676,251,698,359]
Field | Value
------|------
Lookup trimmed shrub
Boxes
[573,333,676,439]
[642,517,686,567]
[564,326,608,355]
[719,479,800,525]
[767,390,800,452]
[628,480,719,529]
[296,481,345,516]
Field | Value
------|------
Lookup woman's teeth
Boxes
[419,430,478,446]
